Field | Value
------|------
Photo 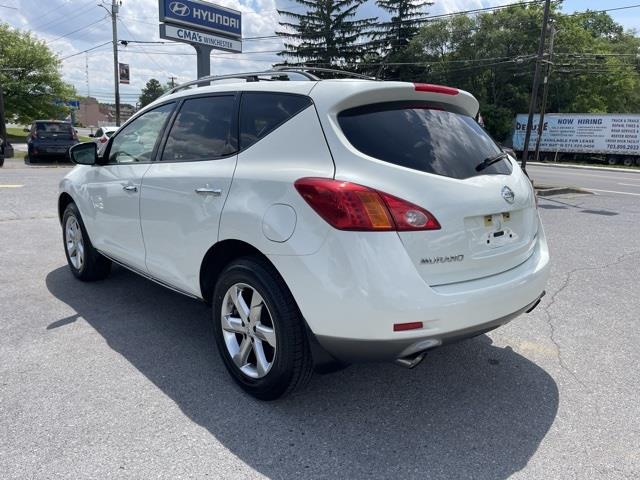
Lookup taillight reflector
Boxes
[294,178,440,232]
[394,321,424,332]
[414,83,459,96]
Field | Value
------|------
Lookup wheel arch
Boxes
[199,239,279,304]
[58,192,75,225]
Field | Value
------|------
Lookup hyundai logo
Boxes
[501,186,515,204]
[169,1,190,16]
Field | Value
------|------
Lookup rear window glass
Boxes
[240,92,312,150]
[105,131,115,137]
[338,102,512,179]
[36,123,73,134]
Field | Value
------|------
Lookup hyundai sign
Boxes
[159,0,241,39]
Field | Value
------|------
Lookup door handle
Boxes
[122,184,138,192]
[195,187,222,197]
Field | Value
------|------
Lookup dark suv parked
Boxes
[26,120,79,162]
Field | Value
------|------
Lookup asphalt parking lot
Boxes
[1,163,639,479]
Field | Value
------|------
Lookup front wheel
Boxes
[62,203,111,281]
[212,256,313,400]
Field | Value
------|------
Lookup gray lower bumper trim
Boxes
[314,292,545,363]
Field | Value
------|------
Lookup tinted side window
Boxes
[338,102,512,180]
[240,92,312,150]
[108,103,174,164]
[161,96,237,162]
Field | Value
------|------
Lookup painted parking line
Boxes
[0,185,24,188]
[590,188,640,197]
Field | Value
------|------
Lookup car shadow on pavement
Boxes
[46,265,559,480]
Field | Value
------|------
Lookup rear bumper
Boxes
[268,218,550,364]
[29,143,76,156]
[313,292,544,363]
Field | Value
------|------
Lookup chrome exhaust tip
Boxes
[394,351,427,369]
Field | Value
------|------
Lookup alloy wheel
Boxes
[65,215,85,270]
[220,283,277,379]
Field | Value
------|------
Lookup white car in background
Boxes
[89,126,118,153]
[58,68,549,400]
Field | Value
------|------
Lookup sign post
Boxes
[158,0,242,79]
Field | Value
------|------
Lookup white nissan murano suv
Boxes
[59,68,549,400]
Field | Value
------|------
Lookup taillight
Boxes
[294,178,440,232]
[31,133,38,140]
[414,83,459,96]
[99,137,108,143]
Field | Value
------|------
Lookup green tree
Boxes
[277,0,378,67]
[0,23,75,124]
[139,78,166,108]
[406,4,640,140]
[375,0,432,79]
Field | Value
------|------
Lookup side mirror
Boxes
[23,127,30,133]
[69,142,98,165]
[88,133,94,138]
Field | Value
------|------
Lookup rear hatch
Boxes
[35,122,76,147]
[314,81,539,286]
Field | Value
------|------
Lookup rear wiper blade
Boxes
[475,152,508,172]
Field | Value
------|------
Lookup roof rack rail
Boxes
[272,66,377,81]
[164,66,375,96]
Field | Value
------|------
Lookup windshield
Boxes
[338,102,512,180]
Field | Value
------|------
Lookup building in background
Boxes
[76,97,136,127]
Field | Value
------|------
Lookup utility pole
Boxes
[109,0,121,126]
[168,76,177,88]
[521,0,552,172]
[534,22,556,163]
[0,82,6,155]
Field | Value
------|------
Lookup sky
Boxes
[1,0,639,104]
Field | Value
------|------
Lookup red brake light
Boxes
[379,191,441,231]
[294,178,440,232]
[394,321,424,332]
[99,137,108,143]
[414,83,459,96]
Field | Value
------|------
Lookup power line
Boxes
[33,0,99,31]
[566,3,640,16]
[45,16,109,45]
[59,41,113,61]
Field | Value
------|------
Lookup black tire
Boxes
[622,157,634,167]
[212,256,313,400]
[62,202,111,281]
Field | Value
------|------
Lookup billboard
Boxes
[159,0,241,39]
[513,113,640,155]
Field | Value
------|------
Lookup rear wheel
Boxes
[212,256,313,400]
[622,156,634,167]
[606,155,618,165]
[62,203,111,281]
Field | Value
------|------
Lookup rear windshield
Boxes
[338,102,512,179]
[36,123,73,137]
[105,131,115,138]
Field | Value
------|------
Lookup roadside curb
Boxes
[528,162,640,174]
